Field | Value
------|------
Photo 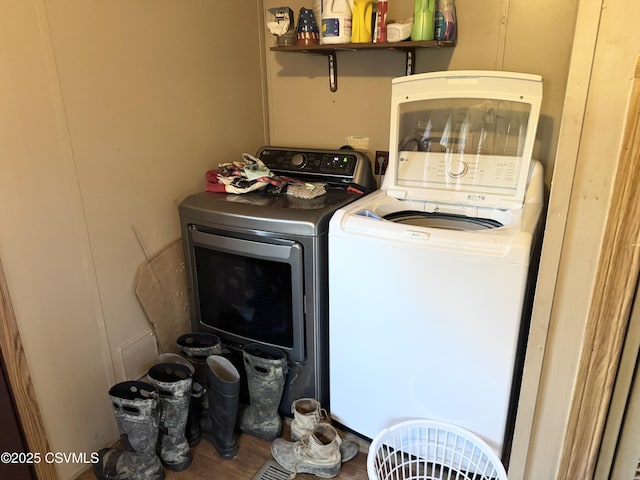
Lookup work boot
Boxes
[93,381,164,480]
[176,332,222,445]
[290,398,327,441]
[290,398,359,463]
[156,353,203,447]
[239,343,287,440]
[147,363,193,472]
[201,355,240,459]
[271,423,342,479]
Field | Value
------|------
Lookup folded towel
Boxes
[286,182,326,199]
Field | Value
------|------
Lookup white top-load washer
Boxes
[328,71,544,461]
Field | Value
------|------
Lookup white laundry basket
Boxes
[367,420,508,480]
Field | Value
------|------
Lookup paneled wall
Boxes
[0,1,266,478]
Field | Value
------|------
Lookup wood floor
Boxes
[76,423,370,480]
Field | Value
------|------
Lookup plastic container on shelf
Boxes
[435,0,457,41]
[313,0,322,29]
[321,0,353,44]
[351,0,374,43]
[410,0,435,41]
[374,0,388,43]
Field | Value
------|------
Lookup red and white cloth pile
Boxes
[205,153,327,198]
[205,153,281,194]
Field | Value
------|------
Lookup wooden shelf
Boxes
[270,41,456,91]
[270,40,455,53]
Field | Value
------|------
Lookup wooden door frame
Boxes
[0,258,57,480]
[557,57,640,479]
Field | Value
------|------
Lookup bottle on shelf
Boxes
[435,0,457,42]
[321,0,353,44]
[410,0,435,41]
[351,0,374,43]
[374,0,388,43]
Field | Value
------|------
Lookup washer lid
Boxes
[384,71,543,209]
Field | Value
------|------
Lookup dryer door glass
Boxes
[187,226,305,362]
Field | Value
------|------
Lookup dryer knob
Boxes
[447,161,468,178]
[291,153,307,168]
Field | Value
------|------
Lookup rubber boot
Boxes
[290,398,359,463]
[239,343,287,440]
[177,332,222,387]
[271,423,342,479]
[201,355,240,459]
[156,353,203,448]
[176,332,222,445]
[93,381,164,480]
[147,363,193,472]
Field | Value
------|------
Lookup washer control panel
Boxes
[397,151,520,190]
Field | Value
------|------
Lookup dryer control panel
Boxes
[257,146,376,191]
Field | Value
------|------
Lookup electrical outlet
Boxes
[374,151,389,175]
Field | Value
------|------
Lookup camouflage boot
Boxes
[271,423,342,478]
[147,363,193,472]
[239,343,287,440]
[176,332,222,445]
[155,353,203,448]
[176,332,222,387]
[93,381,163,480]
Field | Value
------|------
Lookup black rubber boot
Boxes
[201,355,240,459]
[176,332,222,446]
[93,381,164,480]
[239,343,287,440]
[147,363,193,472]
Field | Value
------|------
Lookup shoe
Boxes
[271,423,342,478]
[290,398,359,463]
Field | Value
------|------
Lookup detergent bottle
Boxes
[321,0,352,44]
[435,0,457,41]
[350,0,374,43]
[411,0,435,41]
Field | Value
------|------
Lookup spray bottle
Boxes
[410,0,435,41]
